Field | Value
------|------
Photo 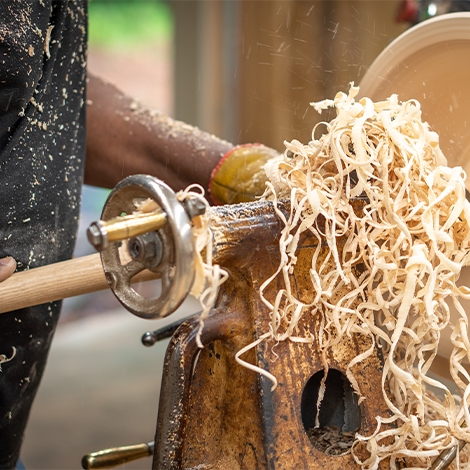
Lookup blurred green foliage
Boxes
[88,0,173,49]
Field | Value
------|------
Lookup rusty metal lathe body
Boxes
[85,175,391,469]
[0,175,406,469]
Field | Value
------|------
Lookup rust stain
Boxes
[153,200,394,469]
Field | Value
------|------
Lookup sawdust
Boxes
[126,98,231,155]
[306,425,354,456]
[43,24,53,59]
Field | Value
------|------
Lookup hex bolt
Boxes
[128,232,163,269]
[181,197,206,220]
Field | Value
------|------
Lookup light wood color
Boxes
[0,254,158,314]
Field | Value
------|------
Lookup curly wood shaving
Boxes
[244,85,470,468]
[0,346,16,371]
[176,185,228,348]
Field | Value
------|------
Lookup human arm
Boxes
[84,74,280,203]
[84,74,233,193]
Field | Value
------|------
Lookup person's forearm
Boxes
[85,74,233,192]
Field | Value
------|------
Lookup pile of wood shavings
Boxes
[243,85,470,469]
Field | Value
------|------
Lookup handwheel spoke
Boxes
[123,259,146,280]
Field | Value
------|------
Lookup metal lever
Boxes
[430,440,467,470]
[87,211,167,252]
[87,193,206,252]
[81,441,154,469]
[141,313,198,346]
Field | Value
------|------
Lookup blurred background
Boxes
[19,0,454,468]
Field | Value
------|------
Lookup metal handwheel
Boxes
[92,175,197,319]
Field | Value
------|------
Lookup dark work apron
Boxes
[0,1,87,467]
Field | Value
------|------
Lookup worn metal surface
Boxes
[153,200,393,469]
[99,175,195,319]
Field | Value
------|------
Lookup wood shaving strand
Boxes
[176,185,228,348]
[237,84,470,468]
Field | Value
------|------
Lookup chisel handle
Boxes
[0,253,158,314]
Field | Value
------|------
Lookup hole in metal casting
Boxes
[301,368,361,456]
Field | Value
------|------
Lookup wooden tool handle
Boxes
[0,253,158,314]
